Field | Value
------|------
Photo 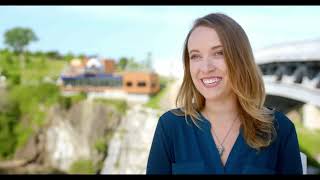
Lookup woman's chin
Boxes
[202,92,222,101]
[201,89,234,102]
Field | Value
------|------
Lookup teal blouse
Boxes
[146,109,303,174]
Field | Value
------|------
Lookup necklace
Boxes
[204,111,238,156]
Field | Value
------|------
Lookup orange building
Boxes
[102,59,116,74]
[122,72,160,95]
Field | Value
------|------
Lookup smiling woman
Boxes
[146,13,303,175]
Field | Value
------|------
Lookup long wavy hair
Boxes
[173,13,276,150]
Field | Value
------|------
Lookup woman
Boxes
[146,13,303,174]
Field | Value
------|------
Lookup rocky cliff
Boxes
[0,99,122,174]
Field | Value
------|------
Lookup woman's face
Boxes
[187,26,233,101]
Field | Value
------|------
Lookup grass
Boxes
[294,120,320,157]
[94,132,114,154]
[144,86,169,109]
[94,99,128,114]
[0,52,68,157]
[294,121,320,168]
[0,54,67,84]
[94,138,108,154]
[9,83,61,149]
[144,75,173,109]
[287,108,320,170]
[22,57,66,84]
[58,92,87,111]
[68,159,97,174]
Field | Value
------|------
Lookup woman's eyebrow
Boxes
[189,49,200,54]
[211,45,223,50]
[189,44,223,54]
[189,45,223,54]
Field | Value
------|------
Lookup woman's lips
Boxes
[200,76,222,88]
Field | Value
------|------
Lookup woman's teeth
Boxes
[202,77,221,84]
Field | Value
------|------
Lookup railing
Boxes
[301,152,307,174]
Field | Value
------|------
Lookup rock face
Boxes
[100,105,159,174]
[1,79,180,174]
[9,99,122,173]
[44,99,121,172]
[100,79,181,174]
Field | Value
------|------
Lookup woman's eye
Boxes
[190,54,201,60]
[214,51,224,56]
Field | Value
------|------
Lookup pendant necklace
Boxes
[204,111,238,156]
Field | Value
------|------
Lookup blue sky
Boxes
[1,6,320,76]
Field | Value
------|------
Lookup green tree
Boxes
[0,100,20,158]
[126,57,144,71]
[0,48,14,64]
[46,51,61,59]
[78,54,86,59]
[64,52,75,62]
[118,57,128,70]
[34,50,45,57]
[4,27,38,68]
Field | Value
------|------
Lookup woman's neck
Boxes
[202,94,239,125]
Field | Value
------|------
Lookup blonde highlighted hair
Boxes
[173,13,276,150]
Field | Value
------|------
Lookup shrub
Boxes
[94,99,128,114]
[68,159,96,174]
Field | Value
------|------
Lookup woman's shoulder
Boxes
[272,109,296,137]
[157,108,190,129]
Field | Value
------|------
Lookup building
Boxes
[60,57,160,96]
[102,59,116,74]
[122,71,160,95]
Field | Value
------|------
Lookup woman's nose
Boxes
[201,59,216,73]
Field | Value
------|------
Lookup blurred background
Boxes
[0,6,319,174]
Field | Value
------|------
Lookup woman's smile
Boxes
[200,76,223,88]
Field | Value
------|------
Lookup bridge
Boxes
[254,39,320,129]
